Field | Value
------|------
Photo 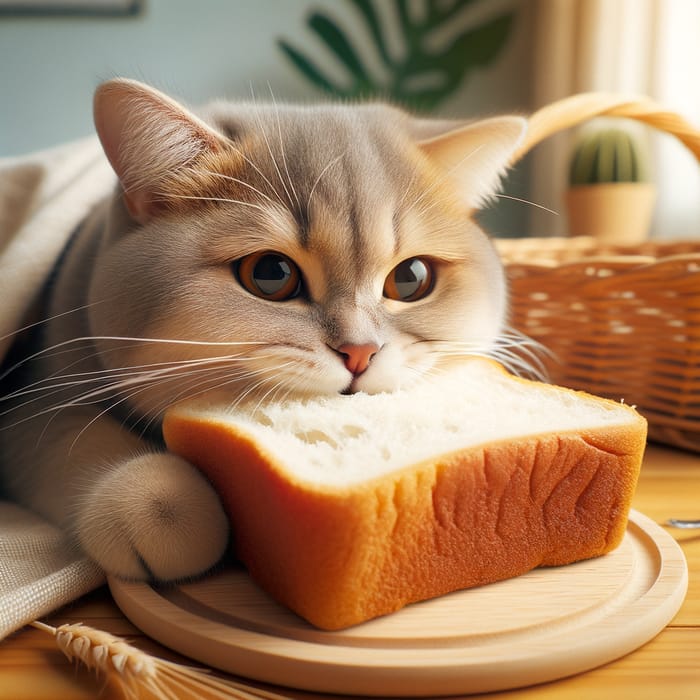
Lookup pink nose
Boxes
[336,343,379,376]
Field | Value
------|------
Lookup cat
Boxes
[0,78,526,582]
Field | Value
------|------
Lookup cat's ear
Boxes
[416,116,527,209]
[93,78,227,223]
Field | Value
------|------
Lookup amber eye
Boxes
[383,257,434,302]
[234,251,302,301]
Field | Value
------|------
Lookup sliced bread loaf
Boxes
[163,359,647,630]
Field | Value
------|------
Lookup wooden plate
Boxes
[108,509,688,697]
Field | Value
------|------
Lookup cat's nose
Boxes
[336,343,380,376]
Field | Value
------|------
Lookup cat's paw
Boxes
[75,453,229,581]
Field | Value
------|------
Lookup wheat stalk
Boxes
[31,620,291,700]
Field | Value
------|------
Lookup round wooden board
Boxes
[109,510,688,697]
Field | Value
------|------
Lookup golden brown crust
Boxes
[163,403,646,630]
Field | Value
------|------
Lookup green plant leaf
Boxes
[569,128,650,184]
[395,0,413,41]
[279,0,516,111]
[440,13,514,78]
[307,12,373,89]
[347,0,393,68]
[570,133,600,185]
[277,39,347,96]
[425,0,478,28]
[388,13,513,111]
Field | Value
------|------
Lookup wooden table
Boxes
[1,444,698,700]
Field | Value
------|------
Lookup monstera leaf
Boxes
[279,0,514,111]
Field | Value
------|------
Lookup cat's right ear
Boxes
[93,78,227,223]
[416,115,527,210]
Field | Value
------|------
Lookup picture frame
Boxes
[0,0,142,16]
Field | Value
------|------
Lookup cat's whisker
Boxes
[134,360,294,432]
[489,348,548,381]
[154,192,270,215]
[223,366,290,409]
[2,336,267,385]
[226,144,287,209]
[307,153,344,215]
[234,83,286,207]
[184,167,278,208]
[392,361,435,389]
[397,179,457,231]
[1,344,152,407]
[4,365,167,403]
[409,363,449,384]
[87,336,265,347]
[0,301,103,348]
[2,352,258,405]
[39,341,151,385]
[492,193,560,216]
[224,369,286,412]
[65,356,257,405]
[249,89,296,211]
[1,379,101,419]
[248,365,299,415]
[69,386,161,453]
[0,360,148,419]
[431,328,550,361]
[230,360,304,410]
[425,331,551,382]
[268,83,303,216]
[30,359,200,447]
[411,144,486,212]
[68,380,178,451]
[495,328,555,374]
[135,361,278,426]
[98,354,293,438]
[1,337,93,384]
[67,359,282,450]
[430,350,539,378]
[2,353,269,431]
[129,372,235,439]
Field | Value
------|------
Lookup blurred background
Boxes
[1,0,698,239]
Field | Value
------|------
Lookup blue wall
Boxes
[0,0,531,155]
[0,0,531,235]
[1,1,323,154]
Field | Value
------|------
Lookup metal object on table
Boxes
[666,519,700,529]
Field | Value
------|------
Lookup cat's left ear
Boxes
[416,116,527,209]
[93,78,228,223]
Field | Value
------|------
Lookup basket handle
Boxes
[511,92,700,165]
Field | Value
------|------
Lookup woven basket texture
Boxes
[496,237,700,452]
[499,93,700,452]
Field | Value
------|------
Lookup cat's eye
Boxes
[383,257,434,302]
[234,251,303,301]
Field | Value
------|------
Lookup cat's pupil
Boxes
[395,259,426,296]
[253,255,293,295]
[235,251,302,301]
[384,258,433,302]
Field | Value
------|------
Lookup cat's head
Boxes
[88,78,525,415]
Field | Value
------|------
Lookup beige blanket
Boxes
[0,138,116,639]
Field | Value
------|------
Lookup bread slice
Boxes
[163,359,647,631]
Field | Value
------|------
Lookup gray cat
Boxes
[0,78,526,581]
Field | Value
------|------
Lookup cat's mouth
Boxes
[341,375,368,396]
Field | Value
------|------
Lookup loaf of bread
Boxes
[163,359,647,631]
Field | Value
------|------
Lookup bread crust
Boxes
[163,404,646,630]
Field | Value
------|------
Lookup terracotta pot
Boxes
[565,183,656,245]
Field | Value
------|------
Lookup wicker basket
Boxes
[496,94,700,452]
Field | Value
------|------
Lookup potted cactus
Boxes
[566,126,656,244]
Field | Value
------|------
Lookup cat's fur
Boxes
[0,79,526,581]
